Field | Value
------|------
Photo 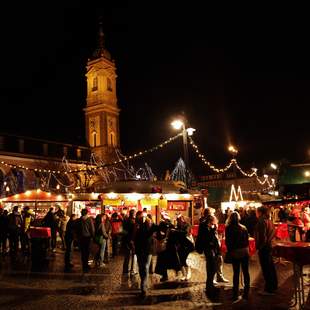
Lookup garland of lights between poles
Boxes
[0,132,275,187]
[188,137,275,188]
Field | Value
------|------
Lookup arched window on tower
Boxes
[107,77,112,91]
[92,77,98,91]
[110,132,116,147]
[92,131,97,147]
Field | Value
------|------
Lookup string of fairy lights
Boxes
[0,133,183,175]
[0,131,276,194]
[189,137,275,188]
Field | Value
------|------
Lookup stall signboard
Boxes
[73,201,101,217]
[167,201,187,211]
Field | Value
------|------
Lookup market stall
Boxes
[0,190,68,219]
[100,180,203,224]
[69,192,102,218]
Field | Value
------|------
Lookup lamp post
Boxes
[171,119,195,188]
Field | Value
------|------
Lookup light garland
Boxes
[0,133,182,175]
[189,137,275,188]
[189,137,235,173]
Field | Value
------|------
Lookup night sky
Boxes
[0,2,309,177]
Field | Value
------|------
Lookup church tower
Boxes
[84,24,120,162]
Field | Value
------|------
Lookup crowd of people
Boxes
[1,203,309,303]
[196,205,278,302]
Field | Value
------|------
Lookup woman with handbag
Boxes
[225,211,250,302]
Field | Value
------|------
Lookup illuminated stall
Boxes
[100,180,202,224]
[69,192,102,218]
[0,190,68,219]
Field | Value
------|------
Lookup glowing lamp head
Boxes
[270,163,278,170]
[305,171,310,177]
[228,145,238,154]
[171,120,184,130]
[186,127,196,136]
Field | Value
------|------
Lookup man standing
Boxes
[134,211,157,298]
[8,206,22,258]
[76,208,95,273]
[122,209,137,275]
[255,206,278,295]
[196,214,221,299]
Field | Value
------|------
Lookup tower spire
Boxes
[92,19,111,60]
[98,21,105,49]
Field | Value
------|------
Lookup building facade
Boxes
[84,25,120,162]
[0,25,120,197]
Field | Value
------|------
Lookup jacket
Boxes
[225,224,249,252]
[78,215,95,238]
[195,219,220,256]
[254,216,275,250]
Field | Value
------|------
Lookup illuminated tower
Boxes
[84,23,120,162]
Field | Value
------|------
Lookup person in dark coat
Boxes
[64,214,77,271]
[8,206,22,258]
[43,207,58,252]
[226,211,250,301]
[255,206,278,295]
[176,216,195,281]
[134,211,157,297]
[154,216,179,282]
[122,209,137,275]
[195,214,221,298]
[76,208,95,273]
[0,208,9,255]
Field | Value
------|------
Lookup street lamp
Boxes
[270,163,278,170]
[228,145,238,157]
[171,119,195,188]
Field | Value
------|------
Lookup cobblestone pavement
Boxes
[0,247,309,310]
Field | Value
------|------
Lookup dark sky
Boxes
[0,2,309,176]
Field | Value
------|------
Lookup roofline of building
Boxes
[0,132,90,150]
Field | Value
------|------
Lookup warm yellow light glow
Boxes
[151,193,161,199]
[91,192,98,199]
[228,145,238,154]
[270,163,277,170]
[186,127,196,136]
[305,171,310,177]
[165,193,179,200]
[182,194,191,199]
[126,193,144,200]
[57,195,62,200]
[5,186,10,192]
[171,120,184,130]
[36,189,41,193]
[56,184,60,190]
[25,190,31,196]
[263,174,268,178]
[47,192,51,196]
[107,192,118,199]
[14,194,19,198]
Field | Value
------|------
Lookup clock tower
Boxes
[84,24,120,163]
